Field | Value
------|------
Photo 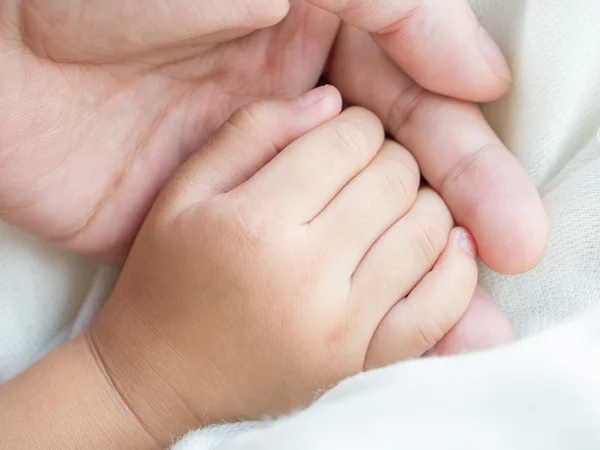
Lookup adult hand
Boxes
[0,1,547,275]
[0,0,339,262]
[310,0,549,274]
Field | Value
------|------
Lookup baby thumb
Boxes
[161,85,343,213]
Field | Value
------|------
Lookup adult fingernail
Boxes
[479,26,512,82]
[457,228,477,257]
[297,86,327,107]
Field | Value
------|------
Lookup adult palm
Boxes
[1,0,547,275]
[0,0,339,262]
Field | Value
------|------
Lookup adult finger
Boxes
[20,0,291,62]
[310,0,511,101]
[329,25,548,274]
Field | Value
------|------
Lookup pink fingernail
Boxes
[297,86,327,107]
[458,229,477,257]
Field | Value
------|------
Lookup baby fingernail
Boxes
[297,86,327,107]
[457,229,477,257]
[479,26,512,82]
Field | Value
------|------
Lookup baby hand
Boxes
[89,86,478,445]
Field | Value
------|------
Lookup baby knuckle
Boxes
[319,108,383,163]
[445,280,472,306]
[196,195,225,218]
[399,147,420,181]
[325,121,372,164]
[218,202,271,251]
[413,314,446,352]
[239,101,267,122]
[420,189,453,227]
[227,104,279,156]
[237,216,271,250]
[378,159,419,202]
[387,143,420,181]
[411,219,448,267]
[228,104,263,133]
[380,168,410,202]
[447,268,478,303]
[332,123,367,159]
[228,104,251,125]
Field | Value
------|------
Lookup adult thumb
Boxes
[308,0,512,102]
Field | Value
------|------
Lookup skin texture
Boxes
[0,2,530,445]
[0,88,510,449]
[0,0,547,272]
[89,90,480,446]
[0,1,339,261]
[0,89,482,449]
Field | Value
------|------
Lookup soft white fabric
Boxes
[0,0,599,447]
[173,306,600,450]
[474,0,600,337]
[0,221,118,383]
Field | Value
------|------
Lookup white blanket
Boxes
[1,0,599,448]
[173,306,600,450]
